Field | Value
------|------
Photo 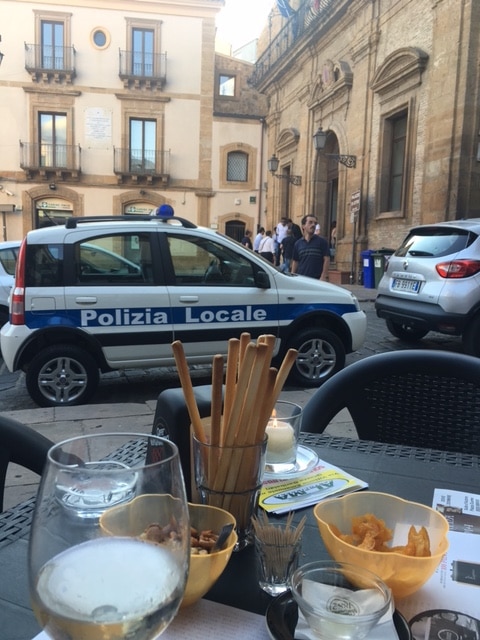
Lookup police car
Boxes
[0,212,366,407]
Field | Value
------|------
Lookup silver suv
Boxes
[1,214,366,407]
[375,219,480,355]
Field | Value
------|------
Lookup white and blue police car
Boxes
[1,212,366,407]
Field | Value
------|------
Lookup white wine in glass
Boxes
[29,433,190,640]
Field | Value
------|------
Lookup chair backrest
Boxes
[0,414,54,512]
[301,350,480,455]
[152,385,216,499]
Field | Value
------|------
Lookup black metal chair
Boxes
[0,414,54,512]
[301,349,480,455]
[152,385,216,499]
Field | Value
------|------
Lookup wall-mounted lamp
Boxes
[313,127,357,168]
[49,183,56,190]
[267,154,302,186]
[0,35,4,67]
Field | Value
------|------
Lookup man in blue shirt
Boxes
[291,215,330,280]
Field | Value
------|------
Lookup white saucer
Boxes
[264,445,319,479]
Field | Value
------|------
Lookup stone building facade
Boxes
[0,0,267,243]
[253,0,480,281]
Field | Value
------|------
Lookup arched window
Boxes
[227,151,248,182]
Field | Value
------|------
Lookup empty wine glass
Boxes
[28,433,190,640]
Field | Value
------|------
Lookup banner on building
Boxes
[305,0,334,27]
[277,0,295,18]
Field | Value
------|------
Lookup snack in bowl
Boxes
[331,513,432,557]
[140,521,224,555]
[100,495,237,607]
[313,492,449,599]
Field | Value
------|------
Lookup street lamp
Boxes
[313,127,357,168]
[267,154,302,186]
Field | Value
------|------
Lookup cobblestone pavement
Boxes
[0,285,465,507]
[0,286,463,412]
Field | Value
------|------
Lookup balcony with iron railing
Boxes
[113,148,170,185]
[24,43,76,83]
[250,0,340,88]
[20,142,81,179]
[118,50,167,90]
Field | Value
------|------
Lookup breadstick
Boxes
[171,340,206,443]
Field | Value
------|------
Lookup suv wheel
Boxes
[385,319,429,342]
[25,345,100,407]
[462,315,480,357]
[288,328,345,387]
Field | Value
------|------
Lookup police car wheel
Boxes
[288,328,345,387]
[25,345,100,408]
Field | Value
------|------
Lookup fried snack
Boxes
[141,521,182,544]
[330,513,431,557]
[389,525,431,557]
[141,522,220,555]
[190,527,219,555]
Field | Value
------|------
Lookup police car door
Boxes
[164,233,279,358]
[64,232,174,366]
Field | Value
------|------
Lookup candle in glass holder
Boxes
[266,414,296,464]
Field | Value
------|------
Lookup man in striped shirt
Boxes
[291,215,330,281]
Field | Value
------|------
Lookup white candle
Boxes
[265,416,296,464]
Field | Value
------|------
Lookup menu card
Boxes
[397,489,480,637]
[32,598,270,640]
[259,458,368,514]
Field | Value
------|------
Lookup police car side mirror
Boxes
[255,270,270,289]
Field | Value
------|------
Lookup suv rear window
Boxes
[395,227,476,259]
[25,244,64,287]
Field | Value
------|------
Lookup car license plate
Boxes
[392,278,420,293]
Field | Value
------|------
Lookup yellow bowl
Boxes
[182,502,237,607]
[100,495,237,607]
[313,491,449,599]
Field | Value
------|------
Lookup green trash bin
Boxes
[372,249,394,288]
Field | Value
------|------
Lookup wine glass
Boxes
[28,432,190,640]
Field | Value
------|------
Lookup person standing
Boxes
[288,218,302,241]
[253,227,265,253]
[330,221,337,259]
[241,230,253,250]
[258,230,275,263]
[274,217,289,265]
[291,215,330,281]
[280,227,296,272]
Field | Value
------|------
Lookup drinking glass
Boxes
[28,433,190,640]
[192,431,267,551]
[290,561,392,640]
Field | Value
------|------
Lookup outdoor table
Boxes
[1,433,478,639]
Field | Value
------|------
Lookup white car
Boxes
[1,213,366,407]
[0,240,21,326]
[375,219,480,355]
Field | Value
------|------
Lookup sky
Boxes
[215,0,274,50]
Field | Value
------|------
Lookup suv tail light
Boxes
[10,239,26,325]
[436,260,480,279]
